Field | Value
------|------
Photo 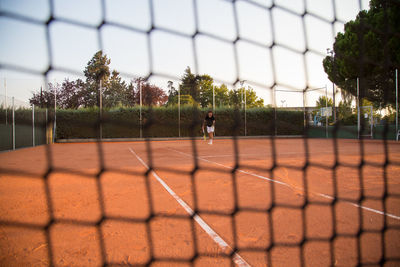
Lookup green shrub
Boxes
[0,108,48,126]
[54,106,305,139]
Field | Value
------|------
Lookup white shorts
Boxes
[207,126,214,133]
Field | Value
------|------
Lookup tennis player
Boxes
[202,110,215,145]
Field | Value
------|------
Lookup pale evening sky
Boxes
[0,0,370,107]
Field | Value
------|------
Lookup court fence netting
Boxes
[0,0,400,266]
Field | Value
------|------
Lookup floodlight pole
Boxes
[241,87,243,110]
[244,86,247,136]
[212,85,215,113]
[12,97,15,150]
[139,81,142,139]
[170,81,180,138]
[327,48,336,123]
[99,80,102,140]
[178,87,181,138]
[274,87,277,136]
[54,81,57,143]
[333,83,336,122]
[303,89,306,128]
[240,80,247,136]
[325,85,328,138]
[32,104,35,146]
[396,69,398,141]
[357,78,360,139]
[4,78,7,125]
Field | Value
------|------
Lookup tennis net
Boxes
[0,0,399,266]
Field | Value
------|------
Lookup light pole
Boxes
[357,78,360,139]
[327,48,336,123]
[32,104,35,146]
[240,80,247,136]
[396,69,398,141]
[99,80,102,140]
[54,80,57,143]
[139,80,142,139]
[4,78,7,125]
[212,85,215,114]
[241,85,244,110]
[169,81,180,137]
[244,86,247,136]
[325,85,328,138]
[303,89,306,128]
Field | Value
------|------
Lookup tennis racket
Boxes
[202,129,206,141]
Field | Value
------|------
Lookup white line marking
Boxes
[181,149,386,159]
[167,148,400,221]
[201,153,268,158]
[128,148,250,267]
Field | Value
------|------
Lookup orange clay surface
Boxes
[0,138,399,266]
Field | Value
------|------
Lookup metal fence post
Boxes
[244,86,247,136]
[12,97,15,150]
[178,86,181,137]
[140,81,142,139]
[32,104,35,146]
[303,89,306,128]
[4,78,7,125]
[99,80,103,140]
[396,69,398,141]
[53,84,57,143]
[325,85,328,138]
[357,78,360,139]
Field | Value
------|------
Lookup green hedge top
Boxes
[53,106,304,139]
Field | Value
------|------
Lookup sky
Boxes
[0,0,370,107]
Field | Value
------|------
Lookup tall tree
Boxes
[214,84,230,107]
[134,78,168,106]
[244,87,264,108]
[167,80,178,106]
[316,96,333,109]
[103,70,130,108]
[228,87,264,108]
[198,74,214,107]
[180,67,201,102]
[83,50,112,107]
[323,0,400,107]
[57,79,85,109]
[337,100,354,121]
[30,79,86,109]
[29,84,57,108]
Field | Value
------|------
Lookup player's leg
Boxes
[207,126,214,144]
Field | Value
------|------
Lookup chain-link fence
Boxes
[0,94,47,151]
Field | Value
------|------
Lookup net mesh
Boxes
[0,0,400,266]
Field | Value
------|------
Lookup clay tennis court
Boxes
[0,138,399,266]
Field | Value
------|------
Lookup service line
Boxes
[128,148,250,267]
[167,148,400,221]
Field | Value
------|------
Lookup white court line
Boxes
[200,150,387,159]
[167,148,400,221]
[128,148,250,267]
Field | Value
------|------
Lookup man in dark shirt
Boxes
[202,110,215,145]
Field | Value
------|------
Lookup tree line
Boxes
[320,0,400,124]
[30,51,264,109]
[323,0,400,109]
[167,67,264,108]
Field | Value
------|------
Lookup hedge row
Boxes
[0,109,48,151]
[0,108,49,126]
[3,107,395,140]
[53,106,305,139]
